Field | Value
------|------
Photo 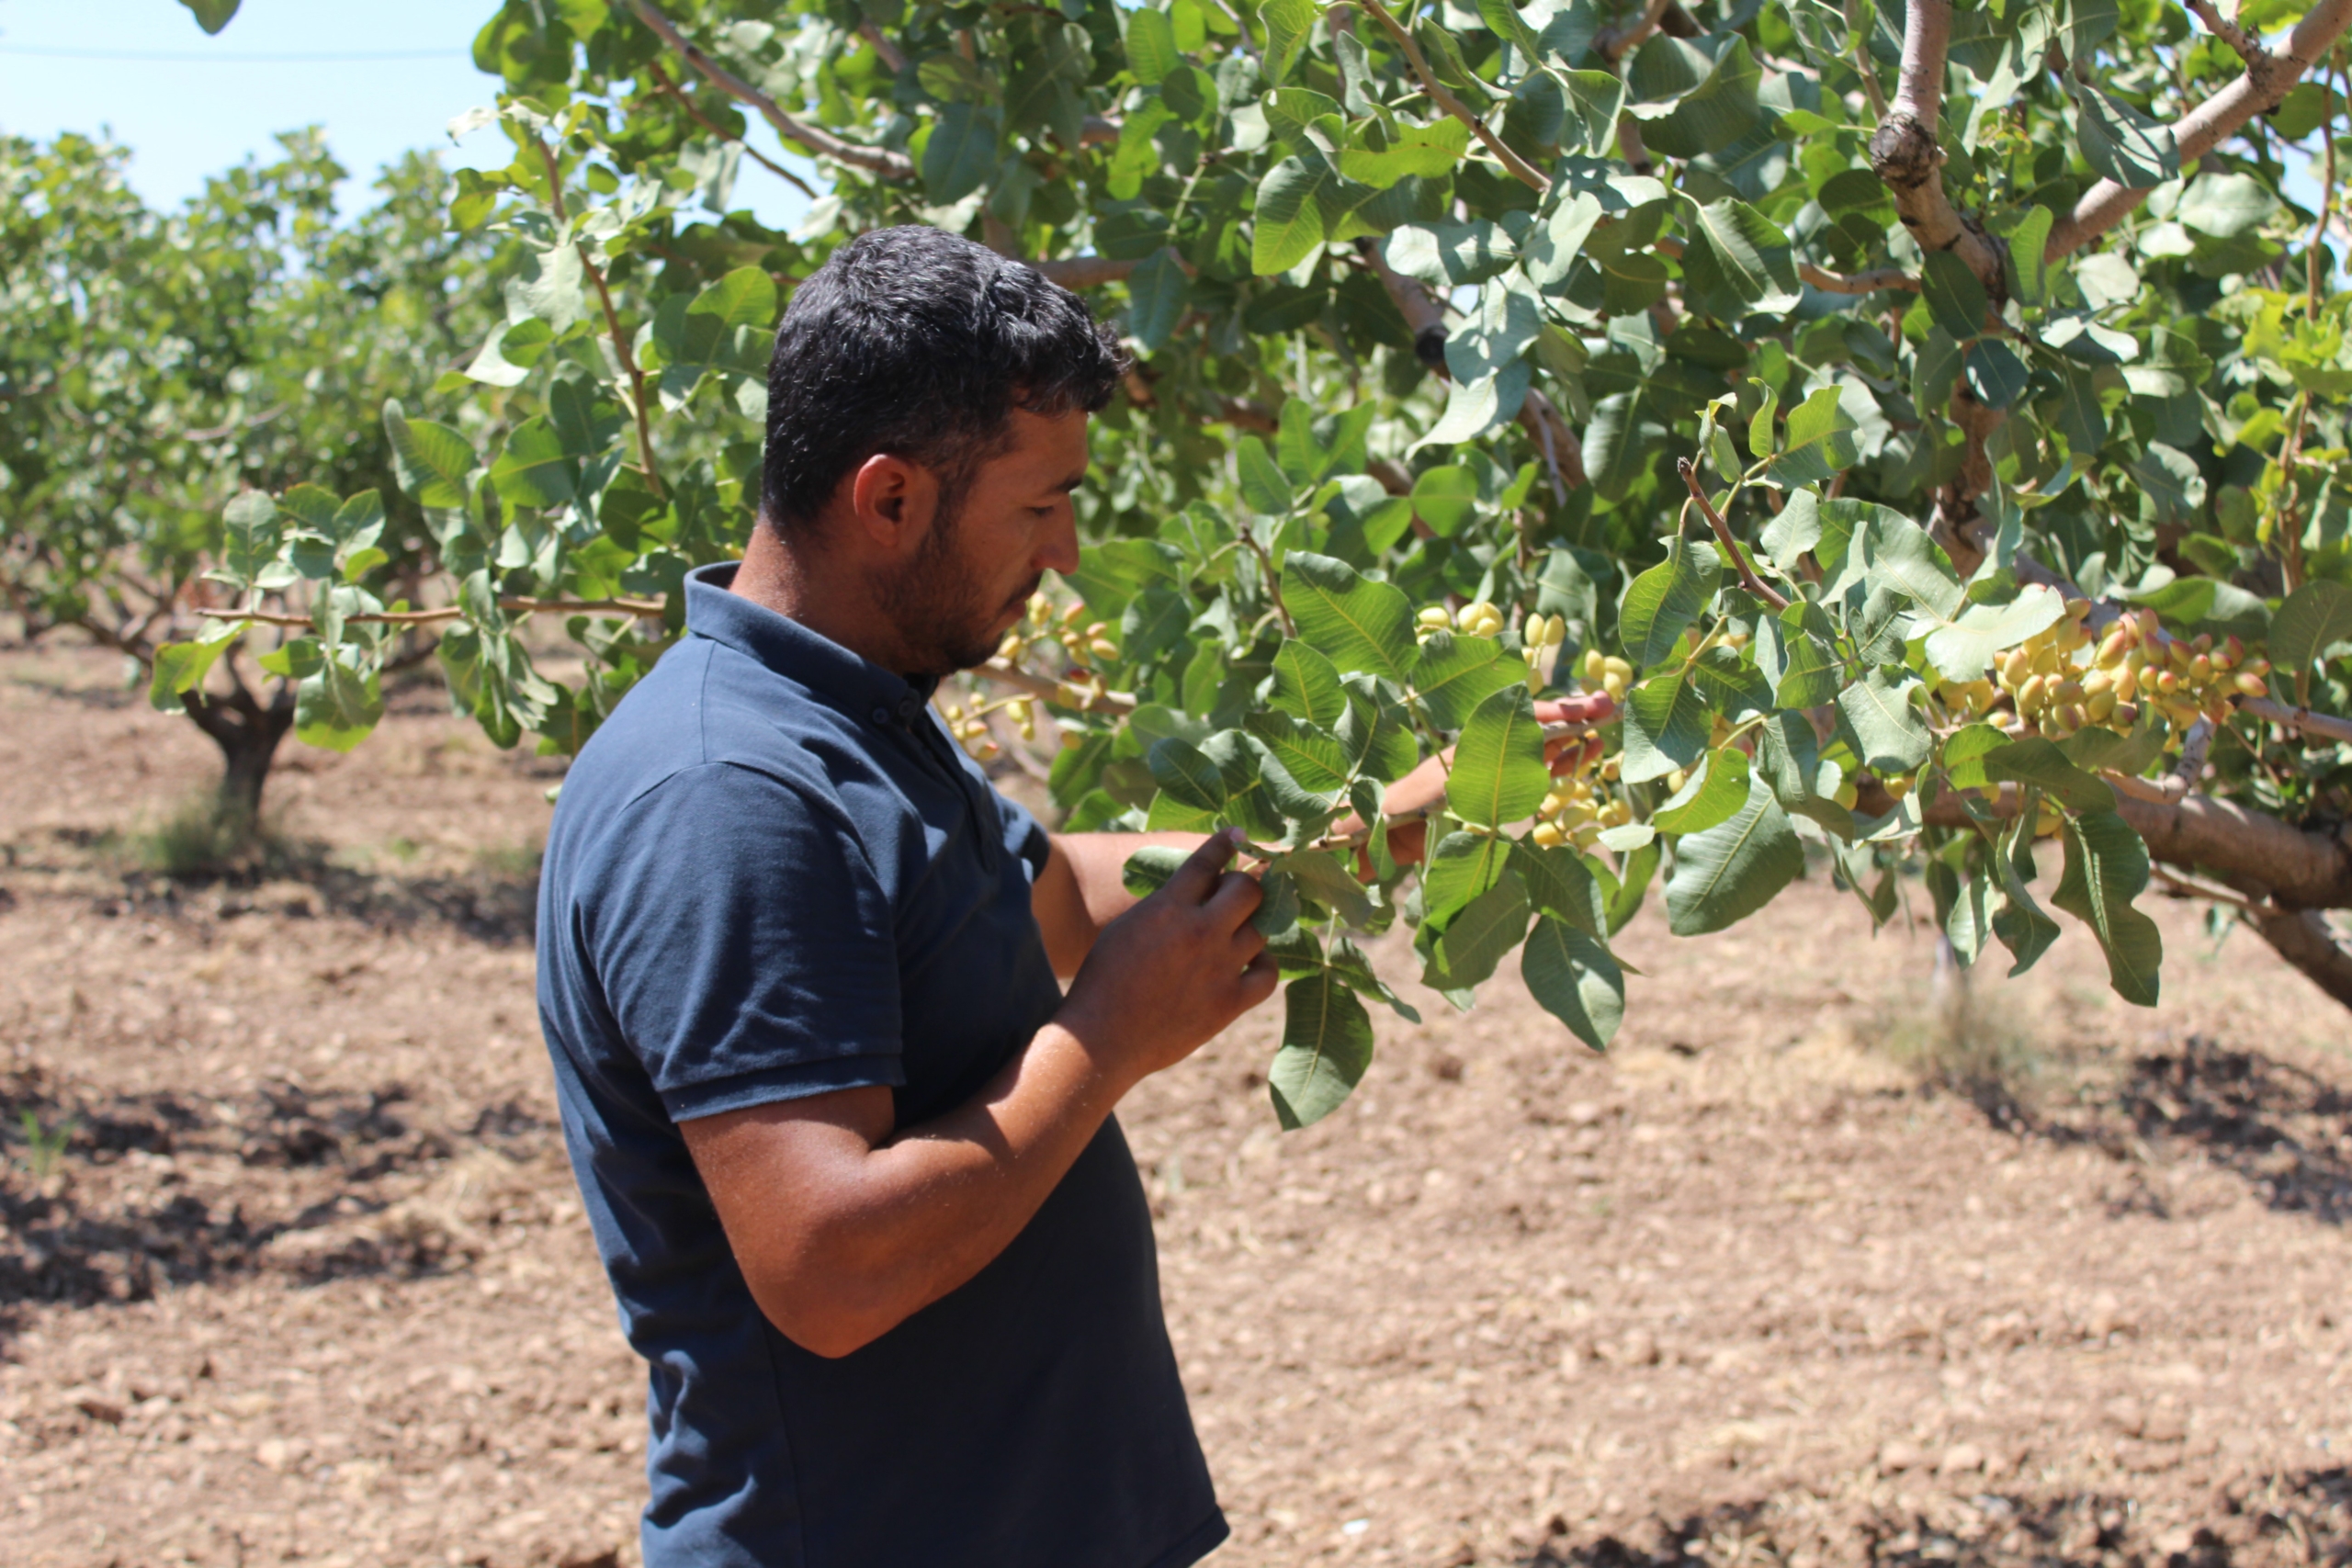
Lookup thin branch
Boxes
[2047,0,2352,260]
[647,59,817,197]
[2151,862,2265,917]
[628,0,917,180]
[1678,459,1789,610]
[218,598,664,630]
[2245,694,2352,745]
[977,658,1137,715]
[537,137,665,499]
[2185,0,2266,70]
[1595,0,1673,63]
[183,405,286,443]
[1349,0,1553,193]
[1034,254,1142,288]
[2312,49,2341,317]
[856,19,909,73]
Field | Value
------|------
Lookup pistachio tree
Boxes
[172,0,2352,1124]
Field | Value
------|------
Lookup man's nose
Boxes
[1038,508,1080,576]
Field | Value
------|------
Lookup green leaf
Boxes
[1422,829,1507,922]
[1237,435,1296,515]
[1837,670,1933,773]
[1620,668,1712,784]
[1260,0,1317,83]
[1983,737,2117,813]
[1766,604,1842,706]
[1989,816,2063,976]
[2006,206,2054,306]
[148,637,232,712]
[1125,247,1191,352]
[1653,746,1750,835]
[922,103,999,202]
[689,266,779,330]
[1940,722,2012,790]
[2178,171,2277,239]
[1686,645,1771,722]
[1522,915,1623,1051]
[1253,867,1303,939]
[1410,465,1481,535]
[1632,36,1761,158]
[1679,197,1800,312]
[1447,685,1551,828]
[1475,0,1544,58]
[1664,769,1804,936]
[1121,843,1190,897]
[2052,809,2163,1006]
[1963,339,2030,409]
[383,400,475,509]
[1410,630,1519,729]
[1148,737,1229,813]
[2270,581,2352,675]
[2074,81,2178,187]
[1339,118,1472,186]
[1274,848,1375,927]
[1618,535,1722,668]
[490,417,579,511]
[1765,386,1860,488]
[295,660,384,753]
[1559,70,1628,154]
[1270,638,1348,727]
[1125,7,1180,82]
[217,491,281,592]
[1245,709,1354,793]
[1284,551,1418,682]
[1252,156,1328,275]
[1271,970,1375,1128]
[1921,251,1988,341]
[1922,586,2069,682]
[1428,873,1531,990]
[178,0,241,33]
[1326,933,1421,1021]
[1510,839,1609,937]
[2049,362,2108,456]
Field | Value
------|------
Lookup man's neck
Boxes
[731,523,914,674]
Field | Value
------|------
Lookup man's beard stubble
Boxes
[873,502,1039,678]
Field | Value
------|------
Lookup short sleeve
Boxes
[582,762,902,1121]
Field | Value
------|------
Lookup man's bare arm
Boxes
[682,831,1275,1359]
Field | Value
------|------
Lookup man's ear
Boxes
[845,452,941,555]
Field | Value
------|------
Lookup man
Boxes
[537,225,1609,1567]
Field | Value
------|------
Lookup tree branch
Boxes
[2245,694,2352,746]
[1034,254,1142,288]
[1349,0,1553,193]
[1678,458,1789,610]
[2046,0,2352,260]
[2186,0,2265,66]
[2237,897,2352,1008]
[1868,0,2007,287]
[1595,0,1673,62]
[856,20,909,73]
[537,138,665,499]
[628,0,917,180]
[647,59,818,197]
[219,598,664,630]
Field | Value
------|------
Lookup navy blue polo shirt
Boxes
[536,563,1225,1568]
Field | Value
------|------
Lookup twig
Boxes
[1348,0,1553,193]
[628,0,917,179]
[537,138,665,500]
[1677,458,1789,610]
[2186,0,2265,70]
[2048,0,2352,260]
[2244,695,2352,745]
[2150,862,2265,917]
[1595,0,1672,62]
[183,405,286,443]
[647,59,817,197]
[215,598,666,630]
[856,20,909,73]
[2312,50,2342,317]
[977,658,1137,715]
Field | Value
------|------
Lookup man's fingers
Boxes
[1232,917,1269,964]
[1163,828,1242,902]
[1537,693,1617,727]
[1203,866,1264,930]
[1234,947,1282,1010]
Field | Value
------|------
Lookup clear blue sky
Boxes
[0,0,813,224]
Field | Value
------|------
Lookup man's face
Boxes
[877,409,1088,676]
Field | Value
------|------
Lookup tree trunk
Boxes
[182,684,296,822]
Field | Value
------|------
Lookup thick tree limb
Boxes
[1922,784,2352,911]
[629,0,917,180]
[2046,0,2352,260]
[2235,893,2352,1008]
[1868,0,2007,288]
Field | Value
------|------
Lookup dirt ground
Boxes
[3,642,2349,1568]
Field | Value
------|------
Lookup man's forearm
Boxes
[688,1015,1138,1359]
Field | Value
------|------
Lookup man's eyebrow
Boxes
[1052,471,1087,493]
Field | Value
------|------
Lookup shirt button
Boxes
[870,706,891,726]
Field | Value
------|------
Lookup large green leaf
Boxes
[1427,873,1531,991]
[1126,248,1191,351]
[1653,746,1750,835]
[1245,709,1353,793]
[1618,535,1722,668]
[1921,251,1988,341]
[490,417,579,511]
[1521,915,1623,1051]
[1270,638,1349,727]
[1253,157,1327,274]
[1663,770,1804,936]
[383,400,475,509]
[2270,581,2352,675]
[2053,809,2163,1006]
[1270,970,1375,1128]
[689,265,779,330]
[1922,586,2068,682]
[2074,81,2178,187]
[1983,737,2117,813]
[1630,36,1760,157]
[1620,667,1712,784]
[1765,386,1860,488]
[1989,816,2063,976]
[1410,630,1519,729]
[1837,670,1933,774]
[1422,829,1508,922]
[1125,7,1180,82]
[1446,685,1551,828]
[1284,552,1417,682]
[1510,839,1609,936]
[1679,197,1799,312]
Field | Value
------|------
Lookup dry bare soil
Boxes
[2,643,2349,1568]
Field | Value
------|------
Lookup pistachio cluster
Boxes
[1415,598,1506,641]
[1933,601,2272,747]
[993,592,1115,712]
[1530,742,1628,850]
[1521,613,1566,691]
[1574,648,1636,703]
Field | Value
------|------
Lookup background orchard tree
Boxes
[157,0,2352,1122]
[0,134,503,827]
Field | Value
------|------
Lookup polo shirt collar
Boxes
[684,562,939,729]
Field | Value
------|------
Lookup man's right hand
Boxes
[1056,829,1279,1086]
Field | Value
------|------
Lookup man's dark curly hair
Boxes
[760,226,1129,537]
